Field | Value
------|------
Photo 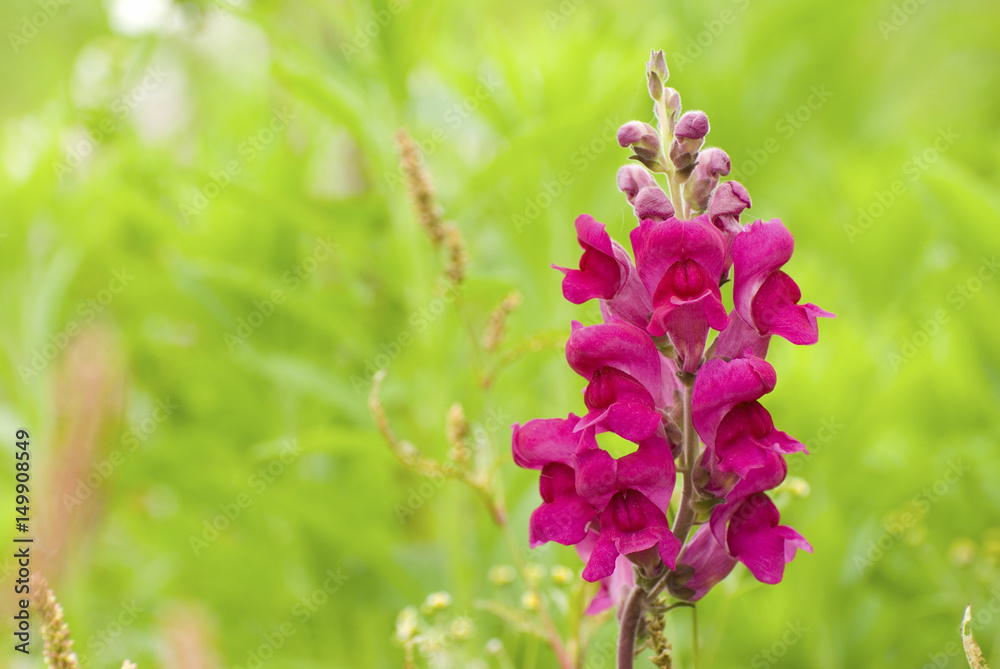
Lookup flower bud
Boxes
[616,164,656,204]
[667,526,736,602]
[618,121,666,172]
[708,180,751,234]
[617,121,661,155]
[669,138,698,174]
[646,50,669,102]
[669,111,711,175]
[656,87,682,129]
[685,148,731,212]
[625,545,663,579]
[675,111,709,141]
[647,70,663,102]
[647,49,669,83]
[633,185,675,221]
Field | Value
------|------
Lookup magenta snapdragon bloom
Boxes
[583,489,680,582]
[557,215,652,330]
[512,415,597,548]
[713,310,771,361]
[733,219,835,344]
[574,432,676,520]
[692,356,805,478]
[565,321,664,393]
[711,492,813,584]
[573,431,680,581]
[512,51,832,640]
[631,216,729,372]
[578,366,662,441]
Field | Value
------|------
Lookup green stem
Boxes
[647,375,698,603]
[671,377,698,546]
[654,99,684,217]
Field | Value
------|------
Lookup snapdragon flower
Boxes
[512,49,833,668]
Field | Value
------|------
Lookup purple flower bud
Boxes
[616,121,660,152]
[616,165,656,204]
[618,122,665,173]
[616,122,643,147]
[706,181,752,277]
[708,181,751,228]
[670,112,709,172]
[685,148,731,212]
[675,111,710,140]
[634,186,674,222]
[669,138,698,173]
[696,148,731,179]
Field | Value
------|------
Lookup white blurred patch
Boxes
[923,242,957,270]
[189,6,270,87]
[70,43,115,109]
[127,57,192,143]
[107,0,178,36]
[3,112,54,183]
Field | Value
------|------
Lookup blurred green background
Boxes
[1,0,999,667]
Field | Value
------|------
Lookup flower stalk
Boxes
[671,375,698,547]
[515,48,833,668]
[616,586,647,669]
